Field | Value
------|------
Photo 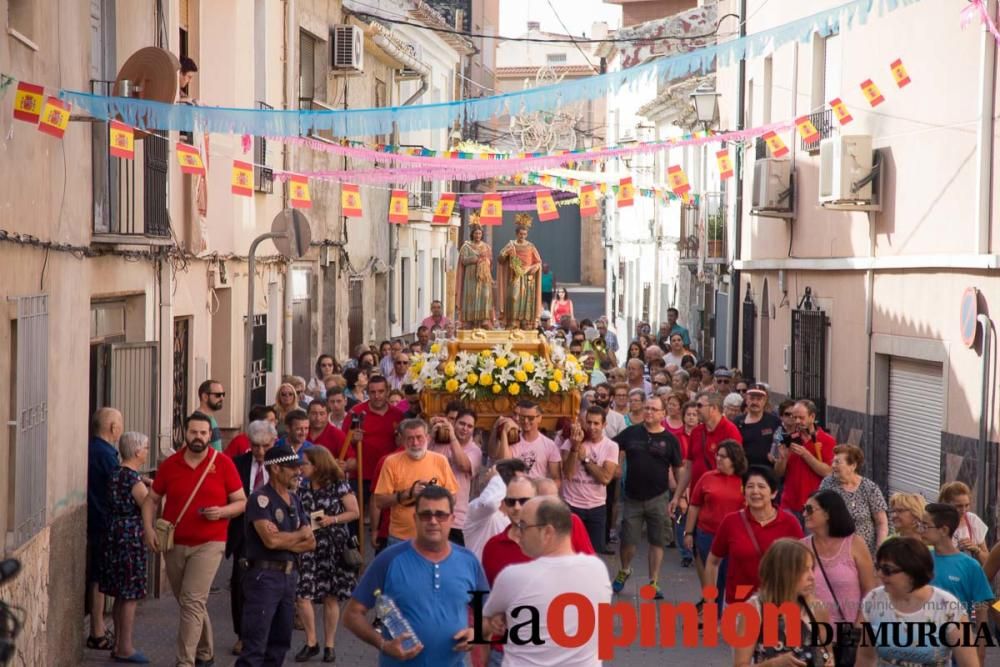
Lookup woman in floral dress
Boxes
[294,446,360,663]
[100,432,151,663]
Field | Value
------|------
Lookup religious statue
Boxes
[497,213,543,328]
[456,220,495,328]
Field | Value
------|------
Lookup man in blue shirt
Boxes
[344,485,488,666]
[665,307,691,347]
[276,409,313,460]
[921,503,994,664]
[86,407,123,649]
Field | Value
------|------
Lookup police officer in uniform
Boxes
[237,445,316,666]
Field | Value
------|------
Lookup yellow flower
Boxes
[567,354,578,364]
[514,370,528,383]
[492,383,502,394]
[480,350,491,358]
[552,369,564,382]
[444,362,457,377]
[430,343,441,354]
[479,372,493,386]
[496,357,509,369]
[445,378,460,393]
[467,373,479,385]
[412,360,424,373]
[519,351,531,359]
[523,361,535,373]
[573,372,587,385]
[548,380,560,393]
[508,383,521,396]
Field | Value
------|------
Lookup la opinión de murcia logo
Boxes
[467,586,1000,661]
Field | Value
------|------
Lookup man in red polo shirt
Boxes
[142,411,246,667]
[306,400,357,477]
[348,375,404,505]
[670,391,743,514]
[774,399,834,525]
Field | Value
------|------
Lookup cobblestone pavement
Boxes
[79,540,730,666]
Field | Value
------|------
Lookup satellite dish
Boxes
[271,209,313,259]
[113,47,180,137]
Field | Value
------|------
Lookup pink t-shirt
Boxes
[511,433,561,479]
[429,440,483,529]
[559,437,620,509]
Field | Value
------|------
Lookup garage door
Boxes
[887,358,943,499]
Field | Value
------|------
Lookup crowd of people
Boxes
[82,312,1000,666]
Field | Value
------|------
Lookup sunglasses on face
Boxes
[416,510,452,522]
[876,563,903,576]
[802,505,817,516]
[503,497,532,508]
[209,392,226,398]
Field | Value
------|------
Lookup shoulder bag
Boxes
[153,449,218,553]
[809,537,861,667]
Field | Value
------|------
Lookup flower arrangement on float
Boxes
[408,342,588,401]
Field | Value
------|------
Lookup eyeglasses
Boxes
[510,520,544,532]
[802,505,817,516]
[503,497,532,508]
[716,379,731,384]
[209,392,226,398]
[517,414,540,421]
[737,388,748,394]
[914,521,929,533]
[643,406,663,412]
[876,563,903,576]
[395,361,410,366]
[696,402,710,409]
[416,510,452,522]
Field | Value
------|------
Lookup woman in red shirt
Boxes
[705,465,804,604]
[550,287,574,322]
[684,440,747,592]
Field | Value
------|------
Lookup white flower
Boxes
[527,379,545,397]
[497,367,515,384]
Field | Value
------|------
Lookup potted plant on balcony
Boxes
[706,212,725,258]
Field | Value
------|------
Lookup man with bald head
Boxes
[87,407,124,648]
[482,497,611,667]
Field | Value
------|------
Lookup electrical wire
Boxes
[545,0,597,70]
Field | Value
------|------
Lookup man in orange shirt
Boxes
[373,418,458,545]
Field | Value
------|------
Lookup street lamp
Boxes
[689,85,720,131]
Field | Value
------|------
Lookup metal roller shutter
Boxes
[887,358,943,498]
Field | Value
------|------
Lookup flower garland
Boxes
[409,343,588,401]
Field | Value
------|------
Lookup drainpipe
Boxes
[282,0,296,377]
[729,0,748,370]
[977,313,994,518]
[158,257,172,458]
[863,213,875,476]
[974,0,997,254]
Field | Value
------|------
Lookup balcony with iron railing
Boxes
[677,192,727,263]
[254,101,275,194]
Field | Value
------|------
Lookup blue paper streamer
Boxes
[60,0,923,138]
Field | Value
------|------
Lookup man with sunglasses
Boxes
[492,401,561,482]
[197,379,226,452]
[734,382,781,469]
[345,486,487,667]
[388,352,411,391]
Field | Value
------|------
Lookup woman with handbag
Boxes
[801,490,876,667]
[733,539,834,667]
[295,447,360,663]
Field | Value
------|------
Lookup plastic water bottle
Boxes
[374,589,422,651]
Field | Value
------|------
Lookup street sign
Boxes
[270,209,312,259]
[960,287,979,348]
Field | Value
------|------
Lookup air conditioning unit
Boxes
[752,158,792,211]
[331,25,364,74]
[819,135,873,204]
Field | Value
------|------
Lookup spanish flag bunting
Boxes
[289,175,312,208]
[342,183,362,218]
[13,81,43,123]
[231,160,254,197]
[388,189,409,224]
[432,192,456,224]
[109,120,135,160]
[616,177,635,208]
[829,98,853,126]
[37,97,70,139]
[762,131,789,158]
[667,166,691,195]
[536,190,558,222]
[716,149,734,180]
[890,58,911,88]
[176,142,206,176]
[480,193,502,225]
[794,116,820,144]
[860,79,884,107]
[578,185,598,216]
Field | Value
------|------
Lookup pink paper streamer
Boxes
[241,134,253,154]
[961,0,1000,44]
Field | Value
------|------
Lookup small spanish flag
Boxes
[860,79,884,107]
[536,190,558,222]
[37,97,71,139]
[231,160,254,197]
[13,82,44,123]
[109,120,135,160]
[829,98,853,126]
[578,185,598,216]
[289,175,311,208]
[432,192,456,224]
[795,116,820,144]
[388,189,409,224]
[480,193,502,225]
[762,131,789,158]
[176,142,206,176]
[341,183,362,218]
[716,149,734,180]
[667,166,691,196]
[890,58,911,88]
[617,177,635,208]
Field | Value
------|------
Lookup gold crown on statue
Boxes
[514,213,533,228]
[468,211,481,225]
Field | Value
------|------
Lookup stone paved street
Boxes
[79,539,730,666]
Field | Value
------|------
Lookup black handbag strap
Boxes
[739,510,763,556]
[810,536,847,621]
